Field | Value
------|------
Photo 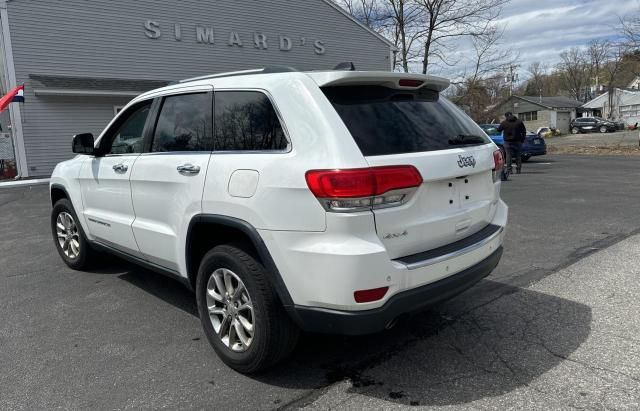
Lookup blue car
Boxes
[479,124,546,161]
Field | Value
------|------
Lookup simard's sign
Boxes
[144,20,326,55]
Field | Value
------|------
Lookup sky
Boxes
[430,0,639,79]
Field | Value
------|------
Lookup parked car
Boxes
[479,124,546,161]
[50,68,508,373]
[521,132,547,161]
[570,117,617,134]
[536,127,552,138]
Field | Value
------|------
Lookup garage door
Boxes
[556,112,571,134]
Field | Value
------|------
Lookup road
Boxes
[1,155,640,410]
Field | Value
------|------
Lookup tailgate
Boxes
[366,145,498,259]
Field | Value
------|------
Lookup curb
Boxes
[0,178,50,188]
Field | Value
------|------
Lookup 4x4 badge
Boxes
[457,155,476,168]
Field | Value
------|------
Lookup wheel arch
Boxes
[50,183,70,207]
[186,215,294,307]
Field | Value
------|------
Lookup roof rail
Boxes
[179,66,298,83]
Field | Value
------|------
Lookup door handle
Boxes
[112,163,128,173]
[177,164,201,175]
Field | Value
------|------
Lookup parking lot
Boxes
[1,155,640,410]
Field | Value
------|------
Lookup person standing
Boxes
[497,112,527,174]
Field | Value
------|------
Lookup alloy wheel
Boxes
[56,212,80,259]
[206,268,255,352]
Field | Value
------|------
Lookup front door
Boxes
[78,100,153,256]
[130,89,213,274]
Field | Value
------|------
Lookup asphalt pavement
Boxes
[1,154,639,410]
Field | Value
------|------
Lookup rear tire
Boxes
[599,125,607,133]
[522,154,531,162]
[51,198,96,270]
[196,244,299,373]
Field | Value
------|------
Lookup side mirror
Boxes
[72,133,95,155]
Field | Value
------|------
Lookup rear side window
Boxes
[214,91,288,151]
[323,86,491,156]
[151,93,212,152]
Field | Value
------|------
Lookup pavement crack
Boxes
[538,343,640,384]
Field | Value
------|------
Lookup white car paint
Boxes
[51,69,508,313]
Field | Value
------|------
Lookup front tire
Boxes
[522,154,531,162]
[196,245,299,373]
[571,127,580,134]
[51,198,96,270]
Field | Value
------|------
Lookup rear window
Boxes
[323,86,491,156]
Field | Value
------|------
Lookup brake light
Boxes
[399,79,424,88]
[354,286,389,303]
[492,149,504,182]
[306,166,423,212]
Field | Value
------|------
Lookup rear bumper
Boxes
[289,246,503,335]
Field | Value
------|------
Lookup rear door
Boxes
[129,88,213,273]
[323,85,499,259]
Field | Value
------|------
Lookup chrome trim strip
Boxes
[401,226,504,270]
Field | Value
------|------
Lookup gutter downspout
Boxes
[0,0,27,178]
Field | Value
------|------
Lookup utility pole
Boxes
[505,65,519,96]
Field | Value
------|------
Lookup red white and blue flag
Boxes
[0,84,24,112]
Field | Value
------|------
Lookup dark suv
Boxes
[570,117,617,134]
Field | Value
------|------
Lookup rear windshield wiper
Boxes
[448,134,486,146]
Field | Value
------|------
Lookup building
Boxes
[581,89,640,125]
[0,0,395,178]
[495,95,583,133]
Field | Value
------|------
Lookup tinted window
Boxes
[106,102,151,155]
[323,86,491,156]
[151,93,212,152]
[214,91,288,151]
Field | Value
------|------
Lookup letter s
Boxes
[144,20,161,39]
[314,40,326,55]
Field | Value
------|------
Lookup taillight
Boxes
[492,149,504,182]
[305,166,423,212]
[354,286,389,303]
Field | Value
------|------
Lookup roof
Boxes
[517,96,583,109]
[29,74,170,97]
[582,88,640,109]
[134,69,451,105]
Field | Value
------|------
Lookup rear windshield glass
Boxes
[323,86,491,156]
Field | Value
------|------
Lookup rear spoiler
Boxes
[305,71,450,92]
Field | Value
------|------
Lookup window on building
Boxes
[520,111,538,121]
[104,101,152,155]
[214,91,288,151]
[151,93,213,152]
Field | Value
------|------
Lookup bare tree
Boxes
[415,0,508,74]
[333,0,382,28]
[585,39,610,97]
[602,43,626,119]
[378,0,424,72]
[621,13,640,50]
[453,24,515,119]
[527,62,548,97]
[558,48,588,101]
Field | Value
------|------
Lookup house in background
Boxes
[581,77,640,126]
[495,96,583,133]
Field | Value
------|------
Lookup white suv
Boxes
[50,68,508,373]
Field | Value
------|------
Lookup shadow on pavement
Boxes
[120,265,592,407]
